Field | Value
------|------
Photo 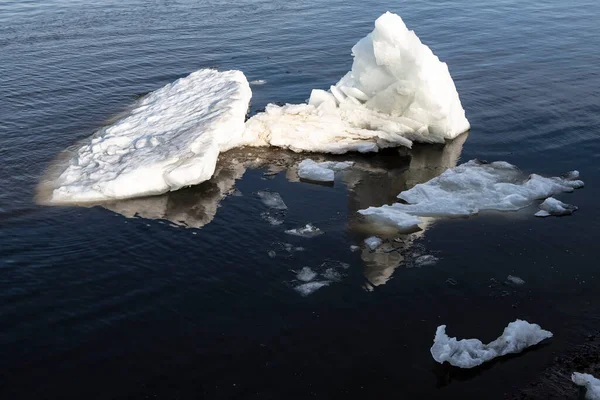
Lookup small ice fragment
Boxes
[323,268,343,282]
[430,319,553,368]
[350,245,360,252]
[414,254,438,267]
[260,212,284,226]
[294,281,330,296]
[256,191,287,210]
[506,275,525,285]
[296,267,318,282]
[297,159,353,182]
[268,250,276,258]
[364,236,383,250]
[445,278,458,286]
[535,197,578,217]
[572,372,600,400]
[285,223,323,238]
[250,79,266,85]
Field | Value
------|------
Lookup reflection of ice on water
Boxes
[101,133,467,292]
[345,133,468,289]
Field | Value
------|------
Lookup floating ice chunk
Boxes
[244,12,469,154]
[285,223,323,238]
[350,245,361,252]
[256,191,287,210]
[414,254,438,267]
[297,159,354,182]
[296,267,318,282]
[267,250,277,258]
[359,160,584,226]
[364,236,383,250]
[431,319,553,368]
[294,281,330,296]
[572,372,600,400]
[250,79,266,85]
[506,275,525,285]
[49,69,252,203]
[535,197,578,217]
[358,206,423,231]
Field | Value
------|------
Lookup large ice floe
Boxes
[42,12,470,204]
[359,160,584,231]
[572,372,600,400]
[431,319,553,369]
[243,11,470,153]
[46,69,252,203]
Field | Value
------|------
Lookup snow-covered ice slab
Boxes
[359,160,584,230]
[535,197,578,217]
[572,372,600,400]
[297,159,353,182]
[49,69,252,203]
[431,319,553,368]
[244,12,470,154]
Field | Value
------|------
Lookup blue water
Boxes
[1,0,600,398]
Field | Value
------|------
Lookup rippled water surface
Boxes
[2,0,600,398]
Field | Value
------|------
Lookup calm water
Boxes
[1,0,600,398]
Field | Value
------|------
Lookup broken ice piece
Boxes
[297,159,353,182]
[285,224,323,238]
[296,267,318,282]
[256,191,287,210]
[294,281,330,297]
[431,319,553,368]
[535,197,578,217]
[506,275,525,285]
[364,236,383,250]
[572,372,600,400]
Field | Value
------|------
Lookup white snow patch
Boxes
[431,319,553,368]
[364,236,383,250]
[50,69,252,203]
[244,12,470,154]
[572,372,600,400]
[506,275,525,285]
[359,160,584,228]
[256,191,287,210]
[535,197,578,217]
[285,223,323,238]
[294,281,330,296]
[297,159,353,182]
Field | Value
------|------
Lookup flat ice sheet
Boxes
[431,319,553,368]
[244,12,470,154]
[48,69,252,203]
[359,160,583,230]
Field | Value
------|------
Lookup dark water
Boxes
[2,0,600,398]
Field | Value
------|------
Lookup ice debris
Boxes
[414,254,438,267]
[359,160,584,230]
[297,159,353,182]
[431,319,553,368]
[364,236,383,250]
[49,69,252,203]
[535,197,578,217]
[296,267,318,282]
[572,372,600,400]
[244,12,470,154]
[294,281,330,297]
[285,223,323,238]
[506,275,525,285]
[256,191,287,210]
